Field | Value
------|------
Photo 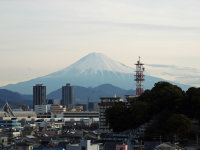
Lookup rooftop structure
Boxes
[0,111,36,118]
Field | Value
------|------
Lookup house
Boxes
[66,140,100,150]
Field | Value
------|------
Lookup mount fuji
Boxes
[1,52,190,94]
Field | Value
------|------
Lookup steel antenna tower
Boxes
[135,56,145,96]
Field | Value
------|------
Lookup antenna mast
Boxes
[135,56,145,96]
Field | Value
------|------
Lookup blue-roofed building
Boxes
[0,117,21,131]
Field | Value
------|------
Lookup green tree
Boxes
[150,81,185,115]
[105,81,200,142]
[185,87,200,121]
[105,103,130,132]
[166,114,192,138]
[129,101,149,129]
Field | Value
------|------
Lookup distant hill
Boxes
[1,52,190,94]
[0,84,135,107]
[48,84,135,104]
[0,89,32,107]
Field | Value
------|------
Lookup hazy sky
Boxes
[0,0,200,86]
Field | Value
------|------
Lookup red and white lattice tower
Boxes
[135,56,145,96]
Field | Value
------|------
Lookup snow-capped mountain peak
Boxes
[63,52,133,74]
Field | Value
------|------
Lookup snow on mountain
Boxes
[69,53,133,73]
[45,52,133,78]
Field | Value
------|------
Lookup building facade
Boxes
[62,111,99,118]
[62,83,75,109]
[99,97,123,132]
[33,84,46,110]
[50,105,66,114]
[88,102,99,111]
[34,105,48,114]
[0,118,21,131]
[66,140,100,150]
[116,144,128,150]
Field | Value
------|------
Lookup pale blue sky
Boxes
[0,0,200,86]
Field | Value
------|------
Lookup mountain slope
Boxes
[1,52,190,94]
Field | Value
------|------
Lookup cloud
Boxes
[0,0,200,86]
[146,64,178,68]
[146,64,200,87]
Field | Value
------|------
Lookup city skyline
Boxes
[0,0,200,86]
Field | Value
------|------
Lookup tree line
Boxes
[105,81,200,143]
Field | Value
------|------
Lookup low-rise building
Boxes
[34,105,48,114]
[0,135,8,147]
[66,140,100,150]
[125,95,136,103]
[51,105,66,114]
[73,105,84,112]
[63,111,99,118]
[15,142,33,150]
[37,113,51,118]
[116,144,128,150]
[0,117,21,131]
[88,102,99,112]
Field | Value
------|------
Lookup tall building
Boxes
[99,96,123,132]
[33,84,46,110]
[62,83,75,109]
